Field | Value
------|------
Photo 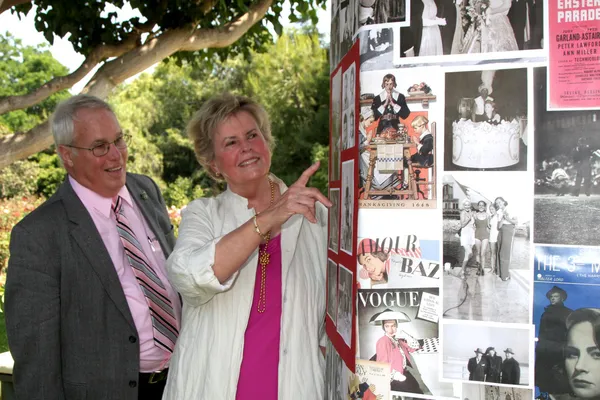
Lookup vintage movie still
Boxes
[533,67,600,247]
[462,382,533,400]
[533,245,600,399]
[396,0,544,61]
[359,26,396,72]
[357,287,457,398]
[359,67,442,209]
[444,67,528,172]
[442,172,532,324]
[341,159,356,255]
[329,188,341,254]
[442,321,533,387]
[337,263,354,346]
[331,68,342,182]
[327,258,339,323]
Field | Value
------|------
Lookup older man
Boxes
[468,348,488,381]
[5,95,180,400]
[501,348,521,385]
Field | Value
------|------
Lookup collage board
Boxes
[325,1,600,400]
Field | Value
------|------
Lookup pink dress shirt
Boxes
[236,234,282,400]
[70,176,181,372]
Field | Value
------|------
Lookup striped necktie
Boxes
[112,196,179,353]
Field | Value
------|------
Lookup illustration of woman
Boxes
[357,238,390,286]
[495,196,517,281]
[473,200,489,276]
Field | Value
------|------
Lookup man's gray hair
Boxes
[51,94,114,146]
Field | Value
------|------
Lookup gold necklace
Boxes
[256,178,275,313]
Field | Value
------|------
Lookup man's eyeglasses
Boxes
[64,134,130,157]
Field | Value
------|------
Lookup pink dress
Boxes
[236,235,282,399]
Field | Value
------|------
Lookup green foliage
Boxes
[32,152,66,198]
[0,160,41,198]
[163,176,205,209]
[246,31,330,193]
[0,33,70,133]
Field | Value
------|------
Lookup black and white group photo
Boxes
[444,68,528,171]
[341,160,355,254]
[533,67,600,246]
[442,172,531,324]
[327,259,338,321]
[329,188,340,253]
[331,69,342,182]
[400,0,543,58]
[336,264,354,346]
[442,322,531,386]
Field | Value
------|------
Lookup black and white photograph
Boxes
[442,172,531,324]
[357,288,456,397]
[331,0,359,69]
[343,62,356,113]
[343,109,356,151]
[327,343,346,400]
[533,67,600,246]
[462,382,533,400]
[442,322,532,386]
[358,0,408,27]
[327,258,339,322]
[400,0,544,58]
[444,67,528,171]
[331,68,342,182]
[329,188,340,253]
[341,160,355,255]
[359,27,395,72]
[325,339,336,400]
[337,264,354,346]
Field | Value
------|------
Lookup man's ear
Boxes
[57,145,74,167]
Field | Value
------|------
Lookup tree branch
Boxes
[0,121,53,169]
[0,0,30,15]
[181,0,274,51]
[0,33,141,115]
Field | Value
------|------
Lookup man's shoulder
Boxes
[126,172,156,189]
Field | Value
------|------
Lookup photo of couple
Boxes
[400,0,543,58]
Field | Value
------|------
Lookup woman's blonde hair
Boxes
[186,93,275,179]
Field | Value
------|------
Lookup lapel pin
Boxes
[140,191,149,200]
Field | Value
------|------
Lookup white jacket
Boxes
[162,176,327,399]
